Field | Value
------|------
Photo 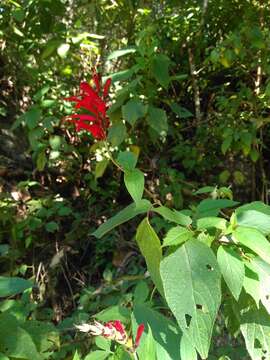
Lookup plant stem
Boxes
[133,352,139,360]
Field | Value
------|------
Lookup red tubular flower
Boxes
[135,323,145,348]
[64,70,111,140]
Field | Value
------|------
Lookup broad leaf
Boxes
[243,264,260,307]
[137,326,156,360]
[236,210,270,235]
[0,313,41,360]
[162,226,193,247]
[236,201,270,216]
[249,257,270,314]
[147,106,168,135]
[154,206,192,227]
[117,151,137,171]
[160,240,221,358]
[151,54,170,89]
[136,218,164,295]
[197,217,227,231]
[92,200,151,239]
[233,226,270,264]
[0,276,33,297]
[132,304,182,360]
[122,98,146,126]
[217,246,244,300]
[240,306,270,360]
[196,199,238,219]
[84,350,109,360]
[107,47,136,60]
[124,169,144,204]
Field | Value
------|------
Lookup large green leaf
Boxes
[124,169,144,204]
[132,304,182,360]
[154,206,192,227]
[147,106,168,135]
[92,200,151,239]
[122,98,146,126]
[160,240,221,358]
[136,218,164,295]
[162,226,193,247]
[196,199,238,219]
[236,201,270,216]
[243,264,260,307]
[249,257,270,314]
[0,276,33,297]
[151,54,170,89]
[236,210,270,235]
[240,306,270,360]
[197,217,227,231]
[84,350,109,360]
[107,47,136,60]
[217,246,244,300]
[0,313,41,360]
[233,226,270,264]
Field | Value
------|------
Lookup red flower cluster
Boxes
[65,71,111,140]
[75,319,145,350]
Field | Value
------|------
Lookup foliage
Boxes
[1,0,270,359]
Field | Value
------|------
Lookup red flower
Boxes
[135,323,145,348]
[64,70,111,140]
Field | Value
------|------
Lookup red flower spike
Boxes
[64,69,111,140]
[112,320,126,336]
[135,324,145,348]
[103,78,111,98]
[93,71,101,93]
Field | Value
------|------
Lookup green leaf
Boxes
[107,47,137,60]
[217,246,244,300]
[92,200,152,239]
[84,351,109,360]
[147,106,168,135]
[124,169,144,204]
[196,199,238,219]
[197,217,227,231]
[170,103,193,119]
[95,337,111,352]
[236,201,270,216]
[122,99,146,126]
[136,218,164,295]
[194,186,216,195]
[249,257,270,314]
[138,326,156,360]
[95,305,130,324]
[151,54,170,89]
[36,150,46,171]
[243,264,260,307]
[240,306,270,360]
[162,226,193,247]
[25,107,41,130]
[0,277,33,297]
[49,135,62,150]
[236,210,270,235]
[95,160,109,179]
[160,240,221,358]
[132,304,182,360]
[45,221,59,233]
[117,151,137,171]
[107,123,126,146]
[57,43,70,58]
[0,313,41,360]
[221,136,232,154]
[133,281,149,305]
[154,206,192,226]
[180,334,198,360]
[73,350,81,360]
[233,226,270,264]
